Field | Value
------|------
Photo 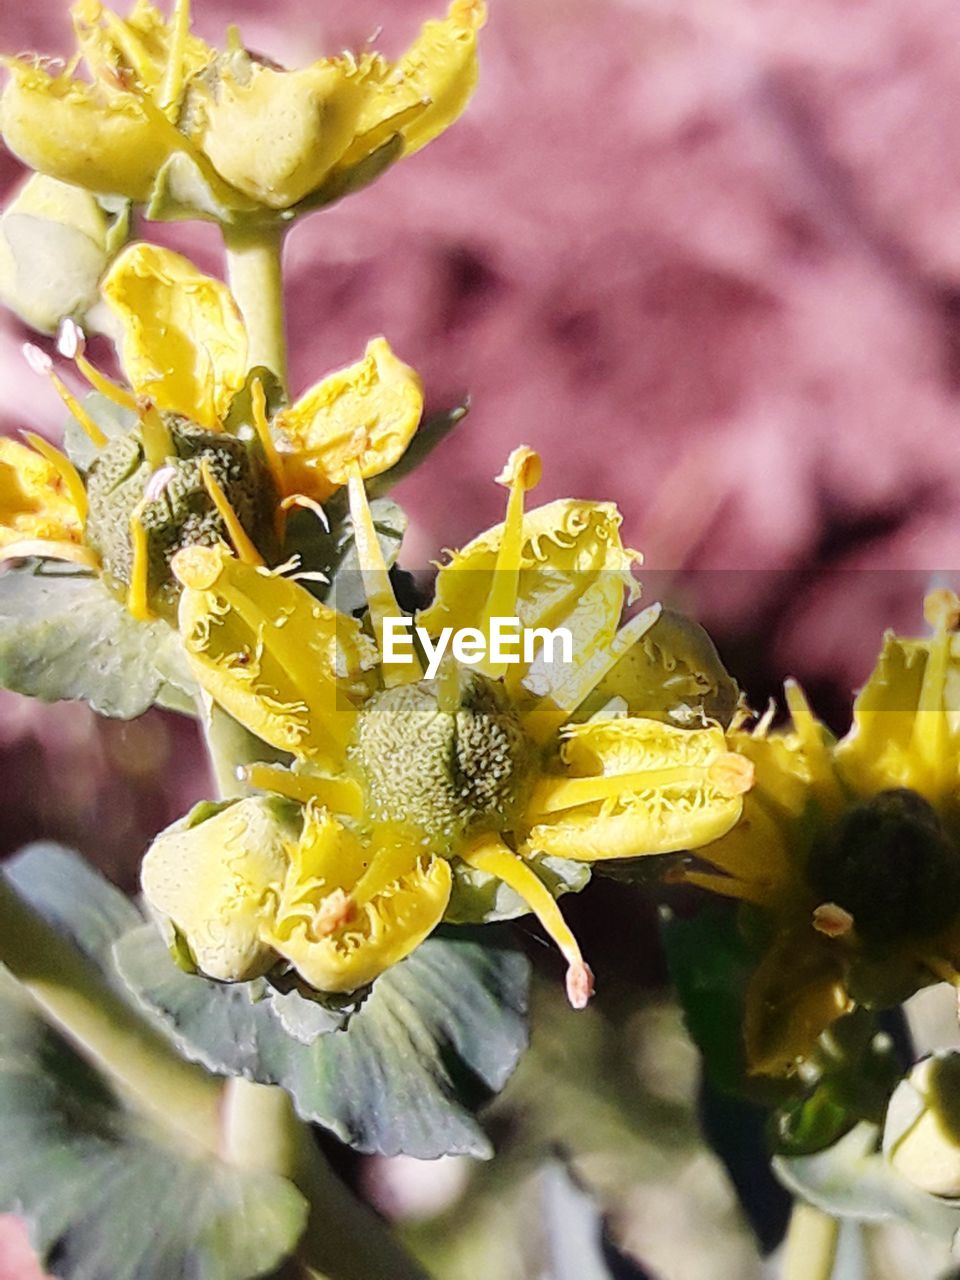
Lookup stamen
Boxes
[20,431,88,523]
[526,753,754,819]
[346,461,422,686]
[460,833,594,1009]
[911,589,959,798]
[99,6,156,83]
[240,764,363,817]
[138,399,175,469]
[0,539,99,569]
[127,498,152,620]
[812,902,854,938]
[159,0,191,110]
[199,457,265,567]
[22,344,108,449]
[58,322,139,413]
[480,447,541,678]
[522,603,663,743]
[924,955,960,988]
[784,680,844,815]
[666,866,772,907]
[280,494,329,528]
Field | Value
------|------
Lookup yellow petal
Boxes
[351,0,486,162]
[140,796,295,982]
[276,337,423,498]
[173,544,372,764]
[526,718,751,860]
[101,242,248,428]
[264,811,452,993]
[0,436,85,548]
[420,498,637,697]
[0,61,174,201]
[183,51,370,209]
[744,933,852,1076]
[834,626,960,804]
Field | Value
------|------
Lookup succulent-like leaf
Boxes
[0,561,196,718]
[115,922,529,1159]
[0,845,308,1280]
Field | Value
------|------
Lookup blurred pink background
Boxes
[4,0,960,864]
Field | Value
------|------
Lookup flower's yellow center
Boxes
[348,667,535,849]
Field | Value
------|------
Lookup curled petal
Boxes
[174,544,372,763]
[141,796,295,981]
[0,61,173,201]
[0,436,85,547]
[420,498,637,680]
[350,0,486,163]
[183,51,371,209]
[264,810,452,992]
[526,718,751,860]
[101,242,247,428]
[276,337,423,498]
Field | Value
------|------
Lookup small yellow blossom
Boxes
[142,794,452,992]
[680,594,960,1076]
[1,0,486,219]
[166,449,750,1005]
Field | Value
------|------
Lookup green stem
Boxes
[222,1079,428,1280]
[223,222,289,393]
[783,1201,839,1280]
[0,873,222,1154]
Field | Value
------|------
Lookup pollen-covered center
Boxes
[808,788,960,946]
[84,418,270,607]
[348,668,535,848]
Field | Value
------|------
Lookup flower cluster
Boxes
[675,590,960,1077]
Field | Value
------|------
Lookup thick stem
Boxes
[223,222,289,393]
[783,1201,839,1280]
[0,873,222,1153]
[223,1079,427,1280]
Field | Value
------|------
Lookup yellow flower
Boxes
[678,592,960,1077]
[1,0,486,219]
[0,435,88,561]
[167,448,751,1006]
[142,795,452,991]
[100,242,423,498]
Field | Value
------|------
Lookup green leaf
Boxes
[0,560,196,718]
[4,843,140,965]
[284,494,407,615]
[0,846,309,1280]
[367,403,470,498]
[661,904,765,1098]
[115,923,529,1158]
[774,1122,960,1242]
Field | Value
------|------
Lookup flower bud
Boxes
[0,173,124,334]
[884,1053,960,1197]
[142,797,299,982]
